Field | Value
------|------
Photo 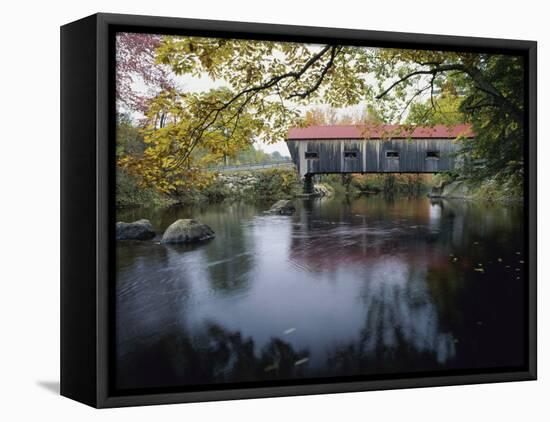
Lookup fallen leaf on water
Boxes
[516,252,521,255]
[283,328,296,335]
[497,258,503,262]
[294,358,309,366]
[519,260,525,264]
[505,265,511,268]
[474,268,485,273]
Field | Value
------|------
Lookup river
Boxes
[115,195,526,391]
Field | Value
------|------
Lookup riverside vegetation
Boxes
[117,164,521,209]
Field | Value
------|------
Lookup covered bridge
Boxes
[285,124,473,181]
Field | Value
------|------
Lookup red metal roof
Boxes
[287,124,474,140]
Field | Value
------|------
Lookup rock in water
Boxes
[161,219,215,244]
[442,181,470,198]
[313,183,334,197]
[266,199,296,215]
[429,180,470,199]
[116,219,156,240]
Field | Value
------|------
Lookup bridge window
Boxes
[344,150,358,159]
[305,151,318,159]
[386,151,399,158]
[426,151,440,159]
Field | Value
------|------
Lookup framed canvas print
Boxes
[60,13,537,408]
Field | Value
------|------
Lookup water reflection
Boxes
[116,196,526,389]
[116,321,310,390]
[361,258,456,364]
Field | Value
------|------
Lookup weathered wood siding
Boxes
[286,138,460,177]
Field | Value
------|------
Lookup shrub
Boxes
[116,168,175,208]
[253,168,300,199]
[201,177,231,202]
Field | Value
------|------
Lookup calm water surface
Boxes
[115,195,526,391]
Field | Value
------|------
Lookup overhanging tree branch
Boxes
[169,45,342,169]
[376,62,523,122]
[287,46,341,99]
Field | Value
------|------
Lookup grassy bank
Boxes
[431,171,523,202]
[468,178,523,201]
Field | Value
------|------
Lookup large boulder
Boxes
[429,181,470,199]
[116,219,156,240]
[161,219,215,244]
[313,183,334,197]
[444,181,469,198]
[266,199,296,215]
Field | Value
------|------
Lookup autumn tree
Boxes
[119,87,267,193]
[115,33,174,113]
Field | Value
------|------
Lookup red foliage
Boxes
[116,33,173,113]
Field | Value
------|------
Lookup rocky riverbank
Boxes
[116,167,301,208]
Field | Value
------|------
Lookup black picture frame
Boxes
[60,12,537,408]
